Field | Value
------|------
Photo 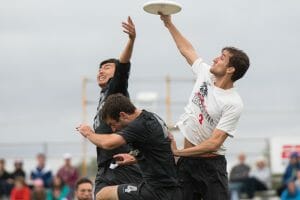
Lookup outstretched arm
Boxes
[170,129,228,157]
[119,16,136,63]
[159,14,198,66]
[76,124,126,150]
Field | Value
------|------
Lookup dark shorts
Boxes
[177,155,229,200]
[94,164,142,196]
[118,182,182,200]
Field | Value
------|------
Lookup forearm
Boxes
[85,131,120,150]
[174,139,218,157]
[119,38,135,63]
[166,22,197,65]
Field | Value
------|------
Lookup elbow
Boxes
[209,141,221,152]
[101,141,117,150]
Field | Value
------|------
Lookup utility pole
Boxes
[165,75,172,127]
[81,76,88,176]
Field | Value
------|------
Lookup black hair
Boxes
[99,58,118,68]
[75,177,93,190]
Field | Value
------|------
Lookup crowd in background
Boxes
[277,152,300,200]
[0,152,83,200]
[2,151,300,200]
[229,151,300,200]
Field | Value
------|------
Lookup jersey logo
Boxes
[192,82,214,126]
[124,185,137,193]
[198,114,204,125]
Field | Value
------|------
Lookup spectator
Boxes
[75,177,93,200]
[57,153,79,197]
[46,175,70,200]
[229,153,251,198]
[295,170,300,189]
[277,152,300,196]
[230,154,271,198]
[0,158,13,199]
[281,180,300,200]
[283,153,300,184]
[250,157,271,189]
[11,159,26,180]
[30,153,53,188]
[230,153,251,181]
[31,178,47,200]
[10,176,31,200]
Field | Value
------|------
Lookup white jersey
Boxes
[176,58,243,155]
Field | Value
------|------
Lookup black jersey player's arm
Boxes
[119,16,136,64]
[76,124,125,150]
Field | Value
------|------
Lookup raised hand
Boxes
[76,123,93,138]
[159,12,172,28]
[122,16,136,40]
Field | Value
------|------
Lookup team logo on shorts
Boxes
[124,185,137,193]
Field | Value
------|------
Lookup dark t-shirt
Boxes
[229,163,251,182]
[93,60,131,167]
[117,110,178,189]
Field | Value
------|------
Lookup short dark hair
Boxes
[75,177,93,190]
[101,94,136,121]
[223,47,250,82]
[99,58,118,68]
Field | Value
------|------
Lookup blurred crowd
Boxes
[229,151,300,200]
[0,153,92,200]
[2,151,300,200]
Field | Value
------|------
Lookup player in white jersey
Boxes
[159,14,250,200]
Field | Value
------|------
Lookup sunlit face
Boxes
[97,63,116,88]
[75,183,93,200]
[210,50,232,77]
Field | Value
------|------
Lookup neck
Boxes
[130,109,142,120]
[214,76,234,89]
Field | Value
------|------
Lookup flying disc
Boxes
[143,1,182,15]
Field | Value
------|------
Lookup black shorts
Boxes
[177,156,229,200]
[118,182,182,200]
[94,164,142,196]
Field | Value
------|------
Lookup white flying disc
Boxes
[143,1,182,15]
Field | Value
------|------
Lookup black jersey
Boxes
[117,110,178,189]
[93,60,131,166]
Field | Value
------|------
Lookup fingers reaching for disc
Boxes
[122,16,136,40]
